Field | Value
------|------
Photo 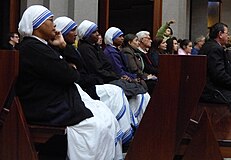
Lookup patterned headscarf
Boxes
[77,20,98,40]
[18,5,53,37]
[104,27,123,45]
[54,16,77,36]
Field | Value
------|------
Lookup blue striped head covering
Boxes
[104,27,123,45]
[54,16,77,36]
[77,20,98,39]
[18,5,53,37]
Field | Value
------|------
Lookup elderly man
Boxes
[16,5,122,160]
[54,16,135,148]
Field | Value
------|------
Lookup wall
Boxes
[20,0,99,25]
[221,0,231,28]
[191,0,208,42]
[162,0,190,39]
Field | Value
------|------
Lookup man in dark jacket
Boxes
[199,22,230,104]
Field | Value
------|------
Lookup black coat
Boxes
[78,40,119,83]
[62,44,102,99]
[16,37,93,126]
[199,39,231,103]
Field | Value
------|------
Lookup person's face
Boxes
[173,39,178,52]
[220,26,229,45]
[129,37,140,49]
[159,40,167,50]
[184,42,193,54]
[97,35,103,45]
[11,34,19,43]
[64,27,77,44]
[197,38,205,49]
[165,28,172,37]
[36,17,56,41]
[113,35,124,47]
[89,30,99,43]
[141,35,152,48]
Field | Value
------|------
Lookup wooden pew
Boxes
[125,55,222,160]
[0,50,66,160]
[197,102,231,158]
[0,50,38,160]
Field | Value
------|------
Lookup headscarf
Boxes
[18,5,53,37]
[104,27,123,45]
[77,20,98,40]
[54,16,77,36]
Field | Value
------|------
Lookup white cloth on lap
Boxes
[67,84,123,160]
[129,93,151,127]
[96,84,134,144]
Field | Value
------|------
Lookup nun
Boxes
[54,16,135,149]
[77,20,150,128]
[16,5,123,160]
[103,27,152,124]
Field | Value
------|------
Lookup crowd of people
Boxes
[13,4,231,160]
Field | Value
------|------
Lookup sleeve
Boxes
[24,42,80,85]
[79,45,119,81]
[123,52,140,73]
[207,46,231,89]
[156,22,169,38]
[107,51,137,79]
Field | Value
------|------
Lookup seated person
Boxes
[77,20,150,125]
[178,39,193,55]
[2,32,20,50]
[156,20,175,40]
[191,35,205,55]
[136,31,158,76]
[199,22,231,105]
[54,16,134,146]
[16,5,122,160]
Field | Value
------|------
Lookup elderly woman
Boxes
[16,5,122,160]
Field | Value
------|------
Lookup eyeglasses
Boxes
[13,35,19,38]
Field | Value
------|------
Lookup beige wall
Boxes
[20,0,231,40]
[20,0,99,25]
[162,0,190,40]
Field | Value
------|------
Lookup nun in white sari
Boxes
[54,16,135,146]
[77,20,150,127]
[104,27,151,125]
[18,5,123,160]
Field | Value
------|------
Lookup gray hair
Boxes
[136,31,150,41]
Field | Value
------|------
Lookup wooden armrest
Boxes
[29,125,66,144]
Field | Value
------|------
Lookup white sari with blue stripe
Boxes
[67,84,123,160]
[96,84,134,145]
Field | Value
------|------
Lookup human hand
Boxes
[49,31,66,49]
[167,20,176,25]
[147,74,158,80]
[121,75,132,82]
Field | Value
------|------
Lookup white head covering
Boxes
[54,16,77,36]
[18,5,53,37]
[77,20,98,40]
[104,27,123,45]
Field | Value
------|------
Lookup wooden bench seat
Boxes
[29,124,66,144]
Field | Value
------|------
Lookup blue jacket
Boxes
[104,45,137,79]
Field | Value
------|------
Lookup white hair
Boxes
[136,31,150,41]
